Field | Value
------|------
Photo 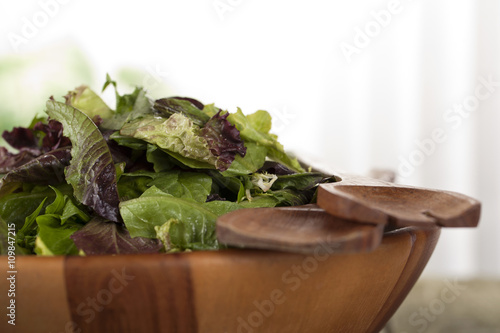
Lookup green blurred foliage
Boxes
[115,67,173,100]
[0,43,94,147]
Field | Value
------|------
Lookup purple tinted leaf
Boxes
[200,111,247,171]
[2,127,38,151]
[70,217,163,255]
[33,120,71,152]
[257,161,296,175]
[2,119,71,155]
[46,100,121,222]
[0,119,71,174]
[206,193,226,202]
[0,147,38,173]
[0,148,71,195]
[101,130,134,167]
[92,115,103,127]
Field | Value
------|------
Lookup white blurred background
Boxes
[0,0,499,279]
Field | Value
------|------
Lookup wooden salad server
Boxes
[317,173,481,228]
[216,204,384,254]
[216,171,480,254]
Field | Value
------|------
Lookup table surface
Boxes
[384,278,500,333]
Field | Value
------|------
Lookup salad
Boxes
[0,75,334,256]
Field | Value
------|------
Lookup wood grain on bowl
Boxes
[3,257,72,332]
[366,226,441,332]
[1,226,438,333]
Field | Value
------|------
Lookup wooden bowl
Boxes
[1,226,440,333]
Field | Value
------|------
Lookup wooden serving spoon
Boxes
[317,173,481,228]
[216,204,384,254]
[216,172,480,254]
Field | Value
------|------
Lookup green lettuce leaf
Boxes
[14,186,90,254]
[147,170,212,203]
[163,199,242,251]
[201,103,220,117]
[146,145,175,172]
[247,109,273,133]
[109,132,148,151]
[271,173,331,191]
[65,85,114,119]
[100,74,153,130]
[120,187,216,239]
[227,109,304,172]
[223,142,267,176]
[30,186,92,256]
[34,214,82,256]
[16,198,46,254]
[46,100,121,222]
[238,195,280,208]
[117,173,153,201]
[207,170,246,202]
[120,113,217,169]
[0,185,70,230]
[45,186,91,225]
[120,186,241,250]
[269,189,314,206]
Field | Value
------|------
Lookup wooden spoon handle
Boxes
[317,173,481,228]
[216,204,384,254]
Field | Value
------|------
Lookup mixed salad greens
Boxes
[0,75,334,256]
